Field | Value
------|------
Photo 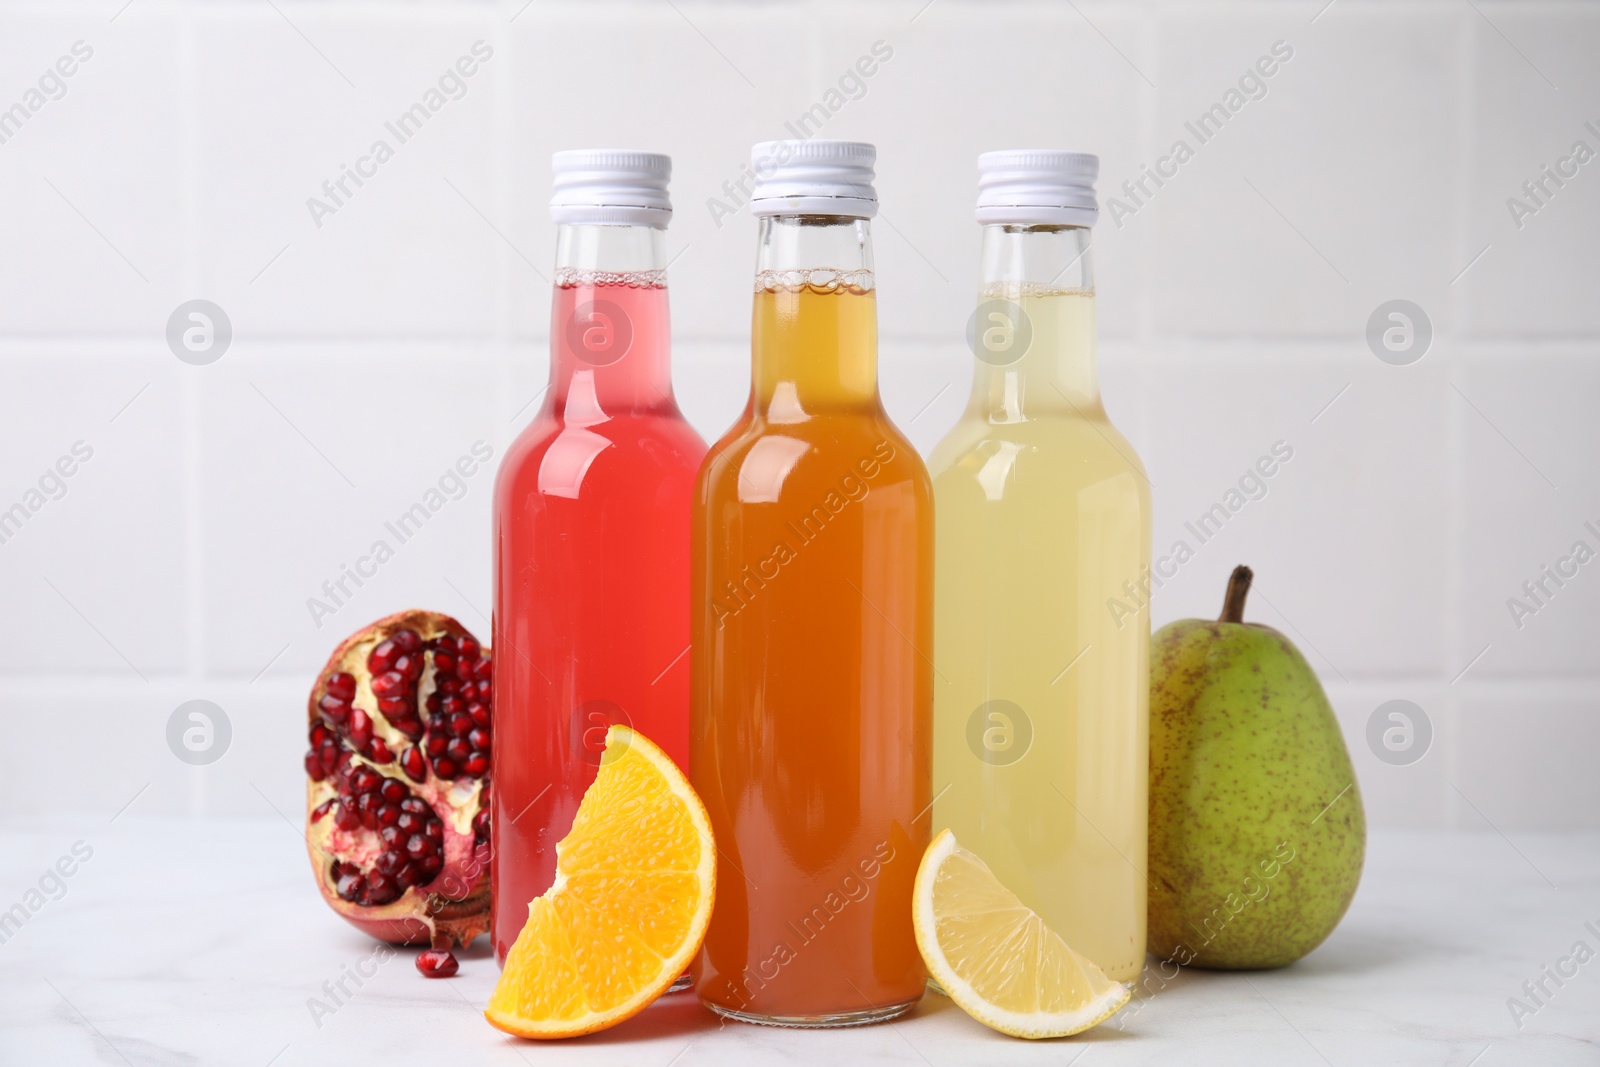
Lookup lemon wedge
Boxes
[913,828,1130,1039]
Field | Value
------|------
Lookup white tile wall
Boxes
[0,7,185,333]
[1464,4,1600,336]
[1147,5,1466,337]
[194,341,501,676]
[1456,685,1600,831]
[193,6,503,336]
[1,0,1595,829]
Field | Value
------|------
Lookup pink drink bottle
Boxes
[491,151,706,963]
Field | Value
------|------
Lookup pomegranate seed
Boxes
[350,767,380,795]
[465,754,489,777]
[437,677,461,696]
[425,819,444,841]
[371,671,405,698]
[441,695,465,717]
[397,812,423,834]
[305,751,326,780]
[468,727,490,750]
[468,702,489,727]
[380,826,404,848]
[472,810,490,840]
[400,747,427,782]
[391,652,415,677]
[406,835,431,859]
[397,863,421,888]
[419,853,443,877]
[319,744,339,776]
[326,672,357,701]
[446,737,471,763]
[336,873,365,902]
[366,870,399,904]
[379,779,405,803]
[432,757,457,779]
[475,660,492,683]
[368,640,398,673]
[392,629,422,654]
[400,797,428,814]
[375,850,404,876]
[349,709,374,747]
[432,634,457,652]
[334,803,360,831]
[311,799,336,822]
[377,805,400,827]
[415,949,458,978]
[370,739,395,764]
[394,718,425,742]
[458,635,479,661]
[320,700,350,726]
[425,734,448,757]
[447,712,472,737]
[310,724,331,746]
[378,696,409,716]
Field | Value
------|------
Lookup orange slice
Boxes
[485,726,715,1038]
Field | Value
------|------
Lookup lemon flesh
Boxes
[913,829,1130,1039]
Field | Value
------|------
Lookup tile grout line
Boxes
[1442,0,1477,831]
[180,0,207,820]
[1137,2,1158,344]
[492,4,519,447]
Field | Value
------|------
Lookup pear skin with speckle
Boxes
[1148,566,1365,970]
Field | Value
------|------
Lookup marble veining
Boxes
[1,820,1596,1065]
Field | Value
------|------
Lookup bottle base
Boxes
[702,998,919,1029]
[667,973,694,993]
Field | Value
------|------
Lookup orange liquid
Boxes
[690,282,933,1021]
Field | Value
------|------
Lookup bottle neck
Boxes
[967,224,1100,422]
[547,223,674,419]
[751,215,878,418]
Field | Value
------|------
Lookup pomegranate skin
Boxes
[305,609,492,949]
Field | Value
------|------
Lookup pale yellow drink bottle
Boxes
[929,151,1151,981]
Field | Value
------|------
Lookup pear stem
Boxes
[1220,565,1253,624]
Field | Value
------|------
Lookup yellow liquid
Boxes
[928,290,1150,981]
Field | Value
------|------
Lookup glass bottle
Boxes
[929,151,1151,982]
[690,141,932,1026]
[491,151,707,964]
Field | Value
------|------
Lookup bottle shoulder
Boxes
[507,406,706,456]
[497,410,707,502]
[929,413,1150,502]
[698,410,930,505]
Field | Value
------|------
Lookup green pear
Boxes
[1148,565,1365,969]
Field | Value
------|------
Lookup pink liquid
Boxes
[491,278,706,963]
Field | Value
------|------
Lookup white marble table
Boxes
[3,819,1597,1066]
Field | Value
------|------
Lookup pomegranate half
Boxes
[305,609,492,948]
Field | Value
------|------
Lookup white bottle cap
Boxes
[749,140,878,219]
[550,149,672,228]
[976,150,1098,227]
